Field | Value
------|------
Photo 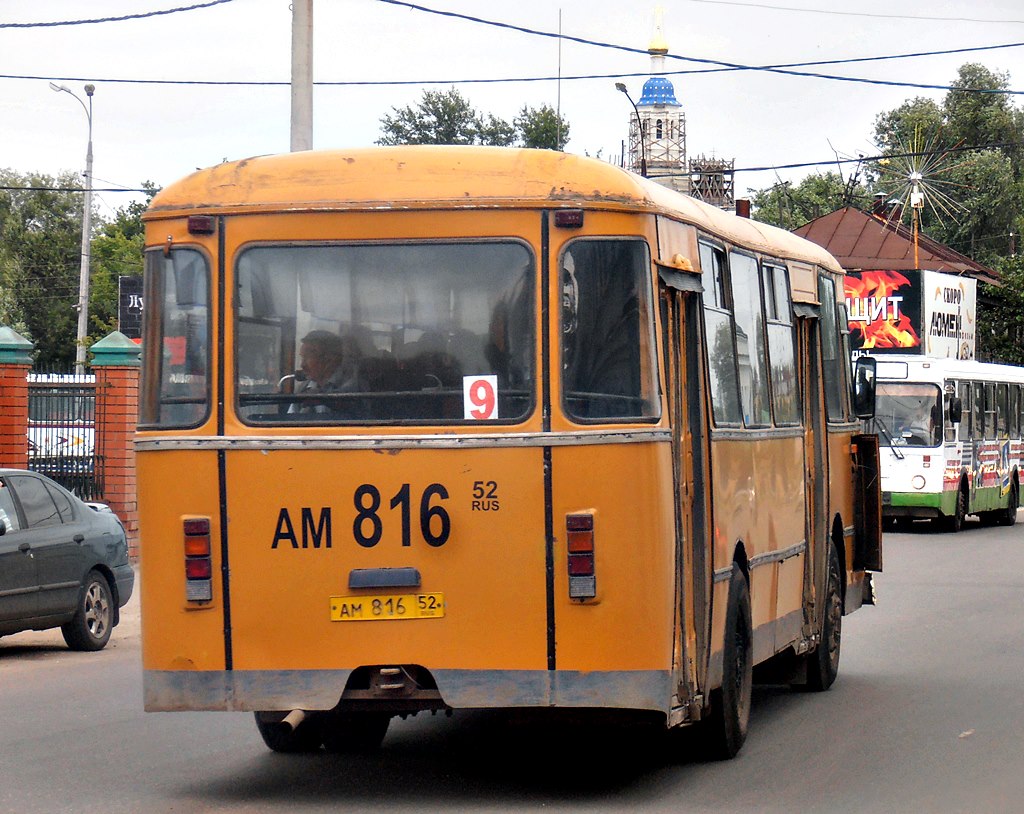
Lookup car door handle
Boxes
[73,534,85,544]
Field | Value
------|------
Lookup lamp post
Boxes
[50,82,95,374]
[615,82,647,177]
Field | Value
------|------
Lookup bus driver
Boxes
[291,330,361,413]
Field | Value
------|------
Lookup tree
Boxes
[378,88,570,150]
[979,254,1024,365]
[0,169,83,367]
[749,171,868,230]
[515,104,570,150]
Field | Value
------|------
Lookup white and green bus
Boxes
[873,355,1023,532]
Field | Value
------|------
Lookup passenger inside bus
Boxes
[288,330,362,414]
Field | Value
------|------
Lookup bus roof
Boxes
[874,354,1024,384]
[146,146,842,272]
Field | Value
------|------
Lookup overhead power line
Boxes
[681,0,1024,25]
[0,0,236,28]
[375,0,1024,95]
[6,34,1024,93]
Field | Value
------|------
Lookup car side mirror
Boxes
[852,356,876,420]
[948,396,963,424]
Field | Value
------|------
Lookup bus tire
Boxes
[321,711,391,753]
[702,564,752,760]
[942,487,967,533]
[805,541,842,692]
[254,711,323,753]
[997,481,1018,527]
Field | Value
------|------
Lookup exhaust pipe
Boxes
[274,709,307,735]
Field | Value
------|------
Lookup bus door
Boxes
[659,273,712,710]
[796,309,829,643]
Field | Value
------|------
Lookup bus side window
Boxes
[958,381,971,442]
[698,242,742,426]
[997,383,1009,438]
[985,383,996,440]
[974,382,984,439]
[1013,385,1022,439]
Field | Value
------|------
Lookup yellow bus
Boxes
[138,146,882,759]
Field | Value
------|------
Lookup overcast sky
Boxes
[3,0,1024,219]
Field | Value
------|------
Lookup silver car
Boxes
[0,469,134,650]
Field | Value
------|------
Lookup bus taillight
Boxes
[566,513,596,600]
[183,517,213,602]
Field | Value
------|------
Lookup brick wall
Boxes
[94,363,140,559]
[0,362,30,469]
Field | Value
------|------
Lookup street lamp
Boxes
[615,82,647,177]
[50,82,95,374]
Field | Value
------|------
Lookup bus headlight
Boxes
[912,475,926,490]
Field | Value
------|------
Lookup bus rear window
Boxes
[234,241,534,425]
[139,249,211,428]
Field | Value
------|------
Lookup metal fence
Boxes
[26,369,102,501]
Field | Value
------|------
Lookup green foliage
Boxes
[979,255,1024,365]
[749,171,868,230]
[0,170,153,366]
[378,89,570,150]
[0,169,82,367]
[515,104,570,150]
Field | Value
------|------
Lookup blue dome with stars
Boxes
[637,76,679,107]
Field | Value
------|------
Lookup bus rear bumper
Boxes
[882,490,952,519]
[143,668,673,715]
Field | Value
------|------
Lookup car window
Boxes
[0,479,22,533]
[7,475,62,529]
[44,482,75,523]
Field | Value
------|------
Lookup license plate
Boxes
[330,592,445,622]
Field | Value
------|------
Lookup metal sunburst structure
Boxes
[873,126,969,268]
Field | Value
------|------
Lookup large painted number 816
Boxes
[353,483,450,548]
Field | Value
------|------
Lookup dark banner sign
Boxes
[118,275,144,340]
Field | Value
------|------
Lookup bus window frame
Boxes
[139,245,213,431]
[697,237,743,428]
[231,237,539,428]
[557,234,661,425]
[761,259,801,427]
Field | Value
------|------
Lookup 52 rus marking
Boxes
[271,480,501,549]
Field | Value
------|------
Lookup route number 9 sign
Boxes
[463,375,499,420]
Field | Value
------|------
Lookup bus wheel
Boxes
[997,482,1019,527]
[254,711,323,753]
[942,488,967,533]
[805,542,842,692]
[321,711,391,753]
[702,564,752,760]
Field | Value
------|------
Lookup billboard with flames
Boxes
[845,269,976,360]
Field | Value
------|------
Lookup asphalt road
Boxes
[2,515,1022,813]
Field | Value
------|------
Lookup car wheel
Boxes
[320,711,391,753]
[254,711,324,753]
[701,564,752,760]
[61,570,114,651]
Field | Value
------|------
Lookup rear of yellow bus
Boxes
[137,149,677,750]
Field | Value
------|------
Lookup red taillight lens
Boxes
[185,558,212,580]
[568,553,595,576]
[566,513,596,599]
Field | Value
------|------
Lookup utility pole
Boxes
[51,82,94,374]
[291,0,313,151]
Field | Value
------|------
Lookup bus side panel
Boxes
[139,450,227,674]
[550,441,675,674]
[224,447,549,673]
[760,435,809,650]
